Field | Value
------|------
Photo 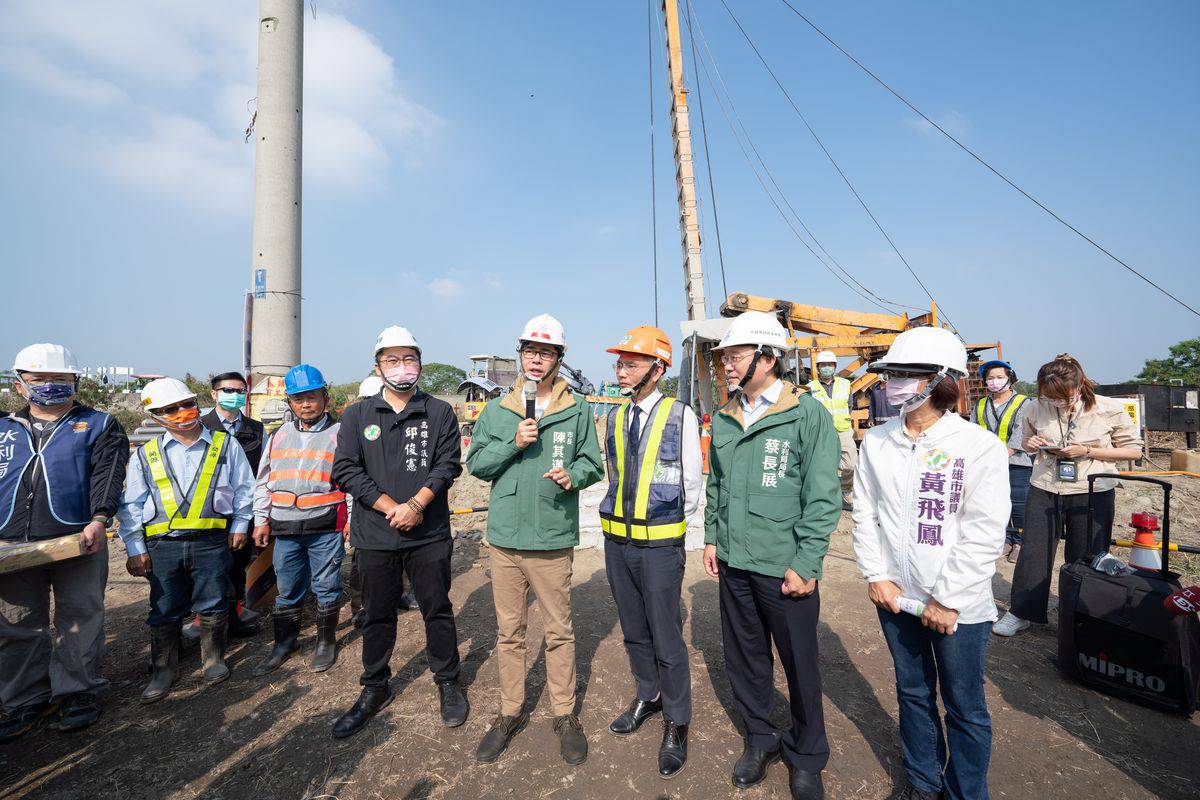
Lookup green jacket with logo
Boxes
[704,381,842,579]
[466,377,604,551]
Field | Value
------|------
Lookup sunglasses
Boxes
[157,399,198,415]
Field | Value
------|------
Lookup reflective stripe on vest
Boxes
[142,432,230,537]
[975,394,1027,443]
[807,378,852,432]
[265,421,344,523]
[599,398,687,544]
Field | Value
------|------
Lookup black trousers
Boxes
[358,538,460,688]
[605,540,692,723]
[718,560,829,772]
[1010,486,1115,623]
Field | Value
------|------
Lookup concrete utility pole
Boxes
[661,0,706,322]
[249,0,303,382]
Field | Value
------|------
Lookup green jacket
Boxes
[466,377,604,551]
[704,381,842,579]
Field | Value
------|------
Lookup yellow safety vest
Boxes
[976,394,1028,444]
[807,378,853,432]
[599,398,687,544]
[141,431,231,537]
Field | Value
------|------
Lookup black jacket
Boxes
[201,409,265,474]
[1,404,130,541]
[333,390,462,551]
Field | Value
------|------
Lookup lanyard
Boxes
[1056,407,1077,447]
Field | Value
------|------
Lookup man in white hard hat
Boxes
[331,326,467,739]
[807,350,858,510]
[467,314,603,767]
[0,344,130,741]
[701,312,842,800]
[117,377,255,703]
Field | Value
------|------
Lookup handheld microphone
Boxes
[523,380,537,421]
[1164,586,1200,616]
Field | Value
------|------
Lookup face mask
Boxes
[382,363,421,392]
[986,378,1009,393]
[156,406,201,431]
[1050,392,1081,410]
[216,390,245,411]
[21,379,76,407]
[817,365,835,380]
[884,377,923,407]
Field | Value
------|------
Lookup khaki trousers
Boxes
[490,545,576,717]
[838,429,858,494]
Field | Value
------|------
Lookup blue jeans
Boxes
[146,533,232,626]
[1007,464,1032,545]
[878,609,992,800]
[273,531,345,608]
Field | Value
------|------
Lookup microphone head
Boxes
[1164,586,1200,616]
[523,380,537,398]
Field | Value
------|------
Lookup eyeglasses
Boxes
[521,348,558,362]
[378,356,420,368]
[613,361,653,374]
[157,399,198,415]
[718,352,755,367]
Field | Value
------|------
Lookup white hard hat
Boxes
[140,378,196,410]
[716,311,789,352]
[869,327,968,377]
[519,314,566,349]
[816,350,838,364]
[374,326,421,356]
[13,343,81,375]
[358,375,384,397]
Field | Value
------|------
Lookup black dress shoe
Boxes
[0,702,57,743]
[657,720,688,779]
[331,687,393,739]
[788,765,825,800]
[731,743,781,789]
[438,681,469,727]
[608,697,662,736]
[475,713,528,763]
[51,693,100,732]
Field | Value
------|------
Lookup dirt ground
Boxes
[3,474,1199,800]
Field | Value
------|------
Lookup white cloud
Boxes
[0,0,439,213]
[0,45,126,106]
[427,278,463,299]
[483,276,503,289]
[906,110,969,139]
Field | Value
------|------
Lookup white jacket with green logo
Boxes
[851,411,1010,624]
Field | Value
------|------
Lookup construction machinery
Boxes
[455,354,596,437]
[679,292,1002,434]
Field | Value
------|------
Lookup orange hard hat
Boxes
[607,325,672,367]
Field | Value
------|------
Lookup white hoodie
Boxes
[852,410,1011,624]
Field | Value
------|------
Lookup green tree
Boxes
[419,363,467,395]
[75,377,115,408]
[659,375,680,398]
[183,372,213,397]
[1014,380,1038,398]
[1136,337,1200,385]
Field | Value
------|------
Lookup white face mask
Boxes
[884,377,922,407]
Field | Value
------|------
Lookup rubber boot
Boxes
[252,605,302,677]
[199,613,230,686]
[228,600,259,639]
[141,621,181,704]
[310,603,341,673]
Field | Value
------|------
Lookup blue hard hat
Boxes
[977,359,1015,380]
[284,364,327,395]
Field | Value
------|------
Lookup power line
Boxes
[773,0,1200,319]
[690,3,922,315]
[683,0,728,302]
[716,0,958,331]
[647,0,659,327]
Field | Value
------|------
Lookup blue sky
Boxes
[1,1,1197,388]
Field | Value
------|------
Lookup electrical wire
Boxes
[690,4,923,315]
[647,0,660,327]
[716,0,958,331]
[773,0,1200,319]
[683,0,729,302]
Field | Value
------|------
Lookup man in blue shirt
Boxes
[118,378,254,703]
